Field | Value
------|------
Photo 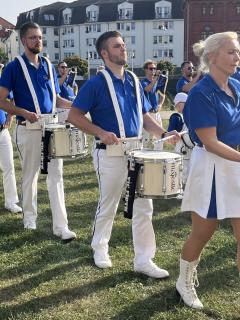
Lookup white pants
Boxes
[143,112,163,151]
[0,129,19,207]
[92,149,156,266]
[14,125,68,232]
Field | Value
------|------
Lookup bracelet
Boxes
[161,131,167,139]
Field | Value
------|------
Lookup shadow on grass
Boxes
[0,271,140,318]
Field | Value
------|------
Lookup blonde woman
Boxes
[176,31,240,309]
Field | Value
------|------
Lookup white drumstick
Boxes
[154,130,188,143]
[120,137,141,143]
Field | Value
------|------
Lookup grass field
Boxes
[0,126,240,320]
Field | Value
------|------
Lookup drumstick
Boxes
[154,130,188,143]
[120,137,141,143]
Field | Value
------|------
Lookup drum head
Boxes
[131,150,181,160]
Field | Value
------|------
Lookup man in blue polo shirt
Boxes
[0,72,22,213]
[176,61,202,93]
[68,31,179,277]
[141,60,168,149]
[0,22,76,242]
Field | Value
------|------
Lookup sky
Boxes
[1,0,74,25]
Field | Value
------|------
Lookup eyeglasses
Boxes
[26,36,42,42]
[60,66,67,69]
[187,67,194,70]
[148,67,156,71]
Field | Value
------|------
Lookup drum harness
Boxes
[16,55,57,174]
[99,69,144,219]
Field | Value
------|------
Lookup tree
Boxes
[157,60,176,75]
[0,48,8,65]
[63,55,88,78]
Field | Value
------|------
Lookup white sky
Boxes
[1,0,74,25]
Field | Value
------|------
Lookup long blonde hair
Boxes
[193,31,239,73]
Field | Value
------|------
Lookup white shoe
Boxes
[94,251,112,269]
[24,221,37,230]
[54,229,77,242]
[134,261,169,279]
[176,278,203,309]
[176,258,203,309]
[5,204,22,213]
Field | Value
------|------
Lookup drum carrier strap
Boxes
[124,156,142,219]
[99,69,144,219]
[99,69,143,140]
[16,55,57,174]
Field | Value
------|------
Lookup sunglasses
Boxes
[60,66,67,69]
[148,67,156,71]
[187,67,194,70]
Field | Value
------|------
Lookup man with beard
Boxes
[68,31,179,276]
[0,22,76,242]
[176,61,202,93]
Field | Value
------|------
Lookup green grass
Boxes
[0,133,240,320]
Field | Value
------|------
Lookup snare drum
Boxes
[129,150,182,198]
[44,124,88,158]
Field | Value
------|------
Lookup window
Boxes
[237,4,240,14]
[209,4,214,15]
[42,27,46,34]
[55,53,59,61]
[43,40,47,47]
[155,4,171,19]
[86,24,101,33]
[118,8,133,20]
[86,5,99,22]
[54,28,58,36]
[202,5,206,15]
[54,41,59,48]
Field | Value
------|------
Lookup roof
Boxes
[16,0,184,29]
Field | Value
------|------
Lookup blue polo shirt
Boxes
[141,78,159,111]
[58,74,76,101]
[0,54,60,120]
[0,109,6,125]
[176,76,190,93]
[183,74,240,146]
[72,68,151,137]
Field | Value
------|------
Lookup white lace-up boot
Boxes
[176,257,203,309]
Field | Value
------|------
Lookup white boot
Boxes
[176,257,203,309]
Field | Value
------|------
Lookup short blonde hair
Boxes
[193,31,239,73]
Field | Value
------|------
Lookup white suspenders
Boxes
[16,55,57,115]
[99,69,143,140]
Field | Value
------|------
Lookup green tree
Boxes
[157,60,176,75]
[0,48,8,65]
[63,55,88,78]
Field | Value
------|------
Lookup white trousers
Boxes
[143,112,163,151]
[0,129,19,207]
[92,149,156,266]
[14,125,68,232]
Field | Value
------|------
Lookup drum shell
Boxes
[130,150,182,198]
[45,125,88,158]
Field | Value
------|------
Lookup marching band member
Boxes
[0,92,22,213]
[68,31,179,276]
[0,22,76,242]
[176,31,240,309]
[168,92,194,185]
[141,60,168,150]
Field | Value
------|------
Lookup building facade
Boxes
[184,0,240,63]
[16,0,184,71]
[0,17,18,61]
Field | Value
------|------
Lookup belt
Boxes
[17,120,26,126]
[96,143,106,150]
